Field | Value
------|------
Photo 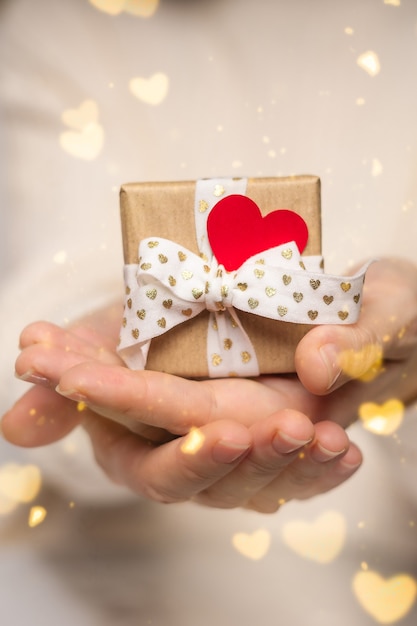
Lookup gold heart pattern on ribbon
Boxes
[118,235,368,375]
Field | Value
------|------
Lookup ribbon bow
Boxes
[118,235,368,376]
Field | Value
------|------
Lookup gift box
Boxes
[117,176,367,378]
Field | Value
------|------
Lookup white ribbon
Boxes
[118,235,369,375]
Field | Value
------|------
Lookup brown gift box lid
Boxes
[120,175,321,378]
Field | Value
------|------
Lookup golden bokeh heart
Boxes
[61,99,98,130]
[89,0,158,17]
[129,73,169,106]
[0,463,42,505]
[281,510,346,563]
[353,570,417,624]
[232,528,271,561]
[60,124,104,161]
[358,399,404,436]
[339,343,384,382]
[60,100,104,160]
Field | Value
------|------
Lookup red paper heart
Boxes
[207,194,309,271]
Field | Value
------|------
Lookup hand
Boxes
[3,258,416,511]
[2,308,359,513]
[293,257,417,419]
[1,308,358,512]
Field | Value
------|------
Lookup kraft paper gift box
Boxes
[117,176,366,378]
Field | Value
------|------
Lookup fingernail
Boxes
[272,431,312,454]
[15,370,50,387]
[314,443,347,462]
[212,440,251,464]
[55,385,88,403]
[319,344,342,390]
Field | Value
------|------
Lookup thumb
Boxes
[294,259,417,395]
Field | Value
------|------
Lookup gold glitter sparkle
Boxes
[28,506,47,528]
[371,158,383,177]
[180,427,205,455]
[357,51,381,77]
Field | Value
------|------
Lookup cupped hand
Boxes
[3,258,417,511]
[2,312,359,512]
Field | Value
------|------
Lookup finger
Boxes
[193,410,314,509]
[245,421,361,513]
[15,328,123,389]
[19,321,121,366]
[1,385,82,446]
[295,323,382,395]
[56,361,284,432]
[82,414,252,504]
[15,344,98,388]
[295,259,417,395]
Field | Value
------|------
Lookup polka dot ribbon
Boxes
[118,178,370,377]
